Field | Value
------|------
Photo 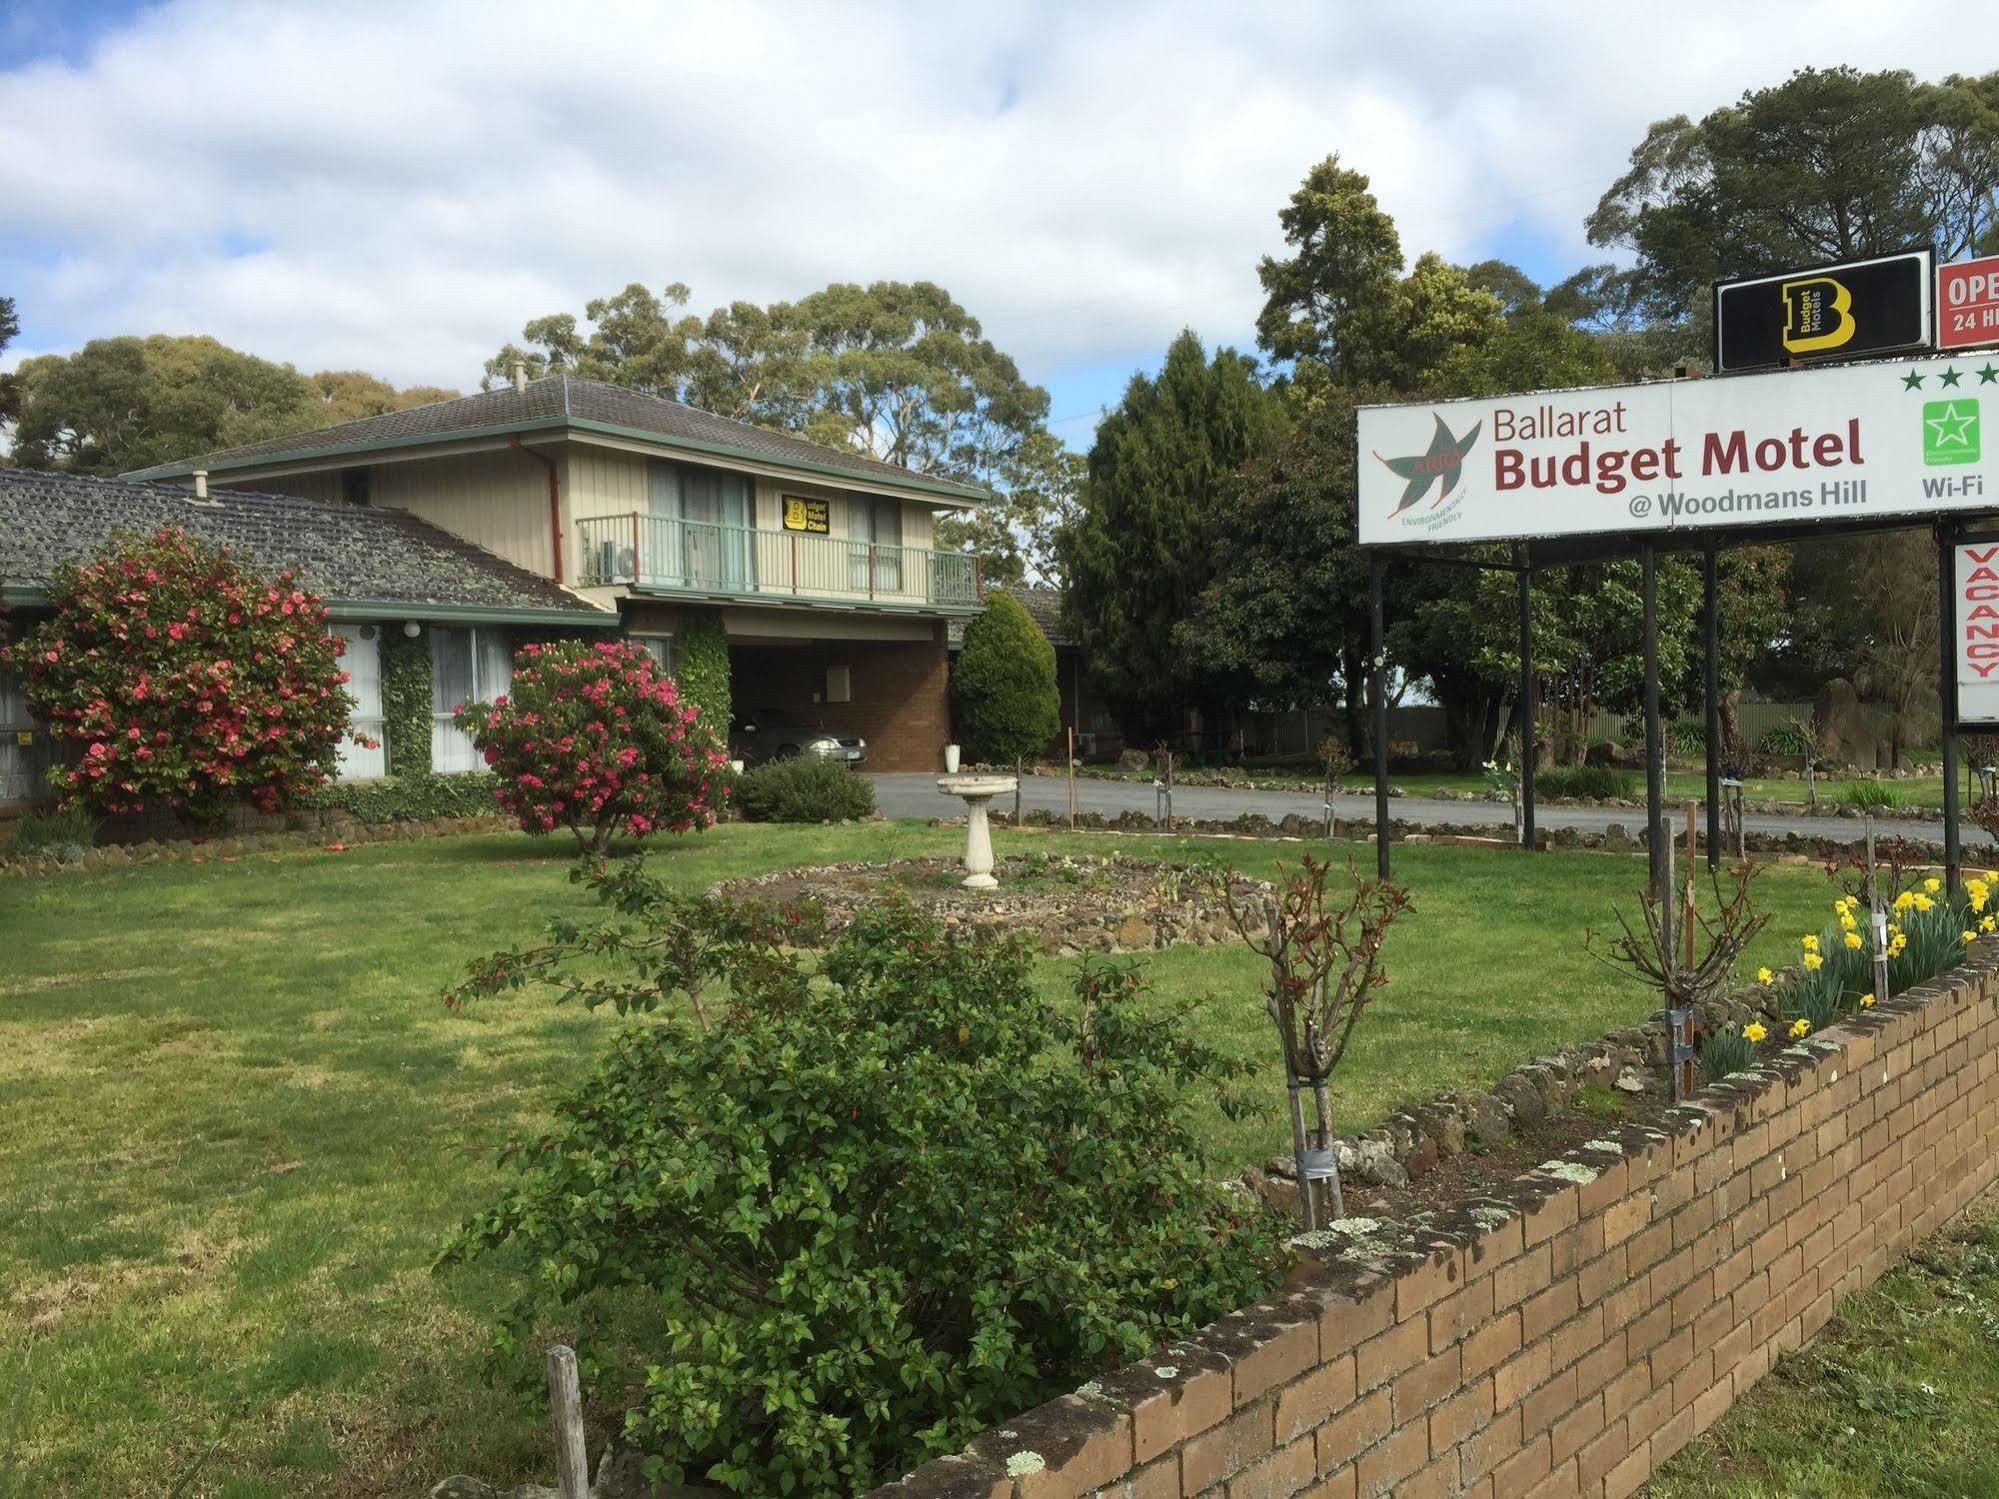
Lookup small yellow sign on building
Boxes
[782,496,830,534]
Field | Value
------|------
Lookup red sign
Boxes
[1940,256,1999,351]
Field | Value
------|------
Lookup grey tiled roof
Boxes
[947,583,1072,647]
[0,467,611,620]
[126,373,989,502]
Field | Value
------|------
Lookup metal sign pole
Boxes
[1518,551,1536,853]
[1370,555,1390,880]
[1939,519,1963,892]
[1643,542,1665,898]
[1703,541,1723,870]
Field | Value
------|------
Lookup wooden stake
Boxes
[547,1345,589,1499]
[1067,726,1076,829]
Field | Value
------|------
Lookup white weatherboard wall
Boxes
[1358,351,1996,546]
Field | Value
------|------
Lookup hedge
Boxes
[309,772,500,824]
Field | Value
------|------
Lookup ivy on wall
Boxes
[674,613,732,743]
[380,630,433,778]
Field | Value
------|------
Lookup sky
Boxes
[3,0,1997,450]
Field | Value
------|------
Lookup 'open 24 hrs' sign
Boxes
[1941,256,1999,353]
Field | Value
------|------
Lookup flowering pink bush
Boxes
[455,639,726,855]
[4,528,361,824]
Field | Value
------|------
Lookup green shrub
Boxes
[308,772,500,824]
[1839,779,1902,810]
[1666,718,1706,757]
[735,754,874,823]
[9,803,99,861]
[443,873,1282,1496]
[1759,723,1809,757]
[1537,765,1639,800]
[1701,1020,1764,1082]
[953,591,1059,764]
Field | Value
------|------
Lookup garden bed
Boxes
[712,852,1270,953]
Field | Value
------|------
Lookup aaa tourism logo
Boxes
[1373,413,1482,526]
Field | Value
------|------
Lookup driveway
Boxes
[865,772,1988,847]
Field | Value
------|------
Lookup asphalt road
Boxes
[866,771,1989,847]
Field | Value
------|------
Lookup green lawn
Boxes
[1648,1189,1999,1498]
[0,823,1856,1495]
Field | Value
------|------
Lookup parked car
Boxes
[730,709,869,768]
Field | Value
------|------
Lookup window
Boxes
[826,664,851,704]
[0,668,48,803]
[341,467,373,506]
[850,497,904,593]
[631,635,674,675]
[645,460,753,589]
[332,625,388,781]
[430,627,514,774]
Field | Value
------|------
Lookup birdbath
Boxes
[936,774,1018,889]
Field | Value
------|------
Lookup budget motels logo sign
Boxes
[1715,250,1932,372]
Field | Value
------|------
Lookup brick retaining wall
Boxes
[872,953,1999,1498]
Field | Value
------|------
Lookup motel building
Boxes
[125,373,992,775]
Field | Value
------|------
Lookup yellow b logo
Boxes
[1782,276,1855,354]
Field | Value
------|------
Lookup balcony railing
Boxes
[576,514,984,609]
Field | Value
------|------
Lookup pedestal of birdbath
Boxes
[936,774,1018,889]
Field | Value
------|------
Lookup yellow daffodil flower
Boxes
[1983,916,1996,934]
[1844,932,1863,949]
[1964,930,1978,945]
[1985,870,1997,883]
[1914,894,1935,913]
[1790,1018,1811,1038]
[1743,1022,1768,1043]
[1802,934,1820,953]
[1840,910,1858,932]
[1926,877,1942,894]
[1894,891,1916,912]
[1860,993,1876,1008]
[1803,952,1824,971]
[1756,967,1774,984]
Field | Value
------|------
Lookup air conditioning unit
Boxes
[595,539,639,583]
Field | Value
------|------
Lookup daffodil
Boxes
[1790,1018,1811,1038]
[1803,952,1824,971]
[1844,932,1863,949]
[1802,934,1820,953]
[1743,1022,1768,1043]
[1894,891,1916,913]
[1985,870,1997,883]
[1926,877,1942,894]
[1756,967,1774,984]
[1859,993,1876,1009]
[1914,893,1935,913]
[1965,930,1978,945]
[1840,910,1858,932]
[1982,916,1996,934]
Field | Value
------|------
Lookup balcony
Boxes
[576,514,984,611]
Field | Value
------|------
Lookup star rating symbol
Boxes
[1902,369,1926,390]
[1927,401,1978,448]
[1940,367,1964,388]
[1980,364,1999,385]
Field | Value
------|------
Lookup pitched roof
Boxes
[947,583,1072,647]
[0,467,613,622]
[125,373,989,505]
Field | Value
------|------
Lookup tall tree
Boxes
[8,335,322,474]
[1589,67,1999,324]
[934,430,1082,588]
[1060,332,1286,740]
[308,369,461,425]
[0,295,21,428]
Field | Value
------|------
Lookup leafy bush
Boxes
[442,869,1282,1496]
[455,640,725,854]
[953,591,1060,764]
[735,753,875,823]
[8,803,99,861]
[1759,722,1810,757]
[1537,765,1639,800]
[1701,1020,1765,1082]
[3,528,360,823]
[1838,779,1902,810]
[308,772,500,824]
[1666,717,1706,757]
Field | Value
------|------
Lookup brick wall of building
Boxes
[733,628,950,773]
[871,954,1999,1499]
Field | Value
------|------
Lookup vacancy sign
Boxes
[1957,540,1999,725]
[1941,256,1999,352]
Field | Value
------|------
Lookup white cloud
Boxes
[2,0,1995,397]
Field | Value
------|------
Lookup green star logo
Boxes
[1923,399,1980,466]
[1902,369,1927,390]
[1940,367,1963,388]
[1373,414,1482,518]
[1979,363,1999,385]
